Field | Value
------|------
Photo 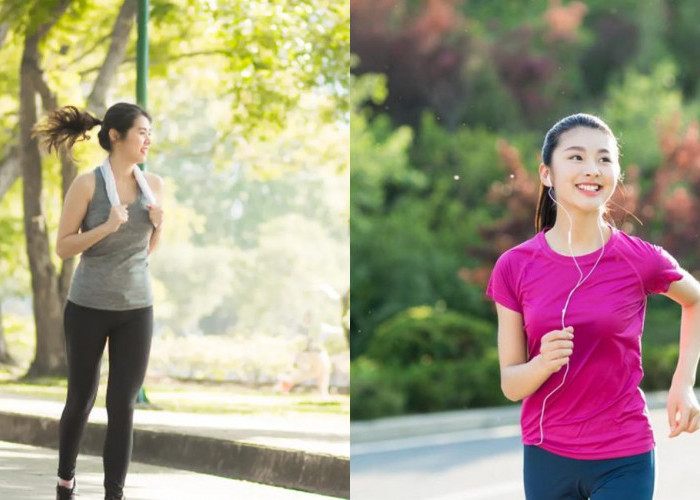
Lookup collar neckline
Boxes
[537,226,618,263]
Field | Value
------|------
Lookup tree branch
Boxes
[79,49,229,77]
[29,65,58,111]
[87,0,137,115]
[63,33,112,69]
[33,0,73,43]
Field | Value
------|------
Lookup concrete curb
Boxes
[351,405,521,443]
[351,390,672,444]
[0,411,349,499]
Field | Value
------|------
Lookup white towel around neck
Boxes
[100,157,156,207]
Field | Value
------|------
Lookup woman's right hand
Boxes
[537,326,574,374]
[103,204,128,233]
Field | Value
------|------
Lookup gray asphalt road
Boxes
[351,408,700,500]
[0,440,336,500]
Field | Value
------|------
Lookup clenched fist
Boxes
[537,326,574,374]
[104,205,128,233]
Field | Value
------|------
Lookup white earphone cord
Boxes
[536,187,605,446]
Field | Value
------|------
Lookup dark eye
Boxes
[569,155,583,160]
[600,157,611,163]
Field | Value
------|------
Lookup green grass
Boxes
[0,313,349,417]
[0,376,349,416]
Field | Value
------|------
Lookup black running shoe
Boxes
[56,479,76,499]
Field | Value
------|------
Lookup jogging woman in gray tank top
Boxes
[33,103,164,500]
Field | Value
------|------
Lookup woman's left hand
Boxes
[146,204,164,229]
[667,378,700,438]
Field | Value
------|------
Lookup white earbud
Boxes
[544,171,552,187]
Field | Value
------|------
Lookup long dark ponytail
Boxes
[535,113,618,232]
[32,102,151,161]
[32,106,101,161]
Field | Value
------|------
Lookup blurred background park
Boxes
[0,0,349,416]
[350,0,700,421]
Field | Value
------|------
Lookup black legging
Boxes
[58,300,153,498]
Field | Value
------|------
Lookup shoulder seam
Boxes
[516,244,540,297]
[615,237,646,295]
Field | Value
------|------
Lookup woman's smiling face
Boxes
[543,126,620,214]
[111,115,152,164]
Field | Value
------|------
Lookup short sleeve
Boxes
[486,252,522,313]
[640,242,683,295]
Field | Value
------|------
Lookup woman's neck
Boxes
[546,216,610,256]
[108,152,136,182]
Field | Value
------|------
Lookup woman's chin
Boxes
[559,199,606,215]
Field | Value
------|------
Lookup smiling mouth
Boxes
[576,184,601,192]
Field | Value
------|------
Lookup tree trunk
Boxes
[26,51,78,307]
[20,31,66,377]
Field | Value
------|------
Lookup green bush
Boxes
[643,295,681,346]
[350,358,405,420]
[641,343,679,391]
[366,306,494,367]
[351,306,505,419]
[402,350,504,413]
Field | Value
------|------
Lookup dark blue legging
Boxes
[58,301,153,498]
[524,445,655,499]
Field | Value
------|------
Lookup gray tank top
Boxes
[67,167,153,310]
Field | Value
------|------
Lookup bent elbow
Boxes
[501,383,522,402]
[504,393,522,403]
[55,240,71,260]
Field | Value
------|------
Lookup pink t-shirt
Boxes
[486,227,683,459]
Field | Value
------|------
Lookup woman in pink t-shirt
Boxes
[487,113,700,499]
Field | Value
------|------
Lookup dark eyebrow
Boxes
[563,146,611,154]
[138,127,151,131]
